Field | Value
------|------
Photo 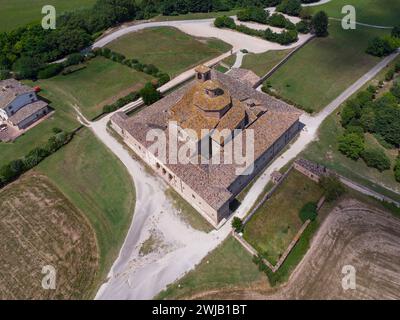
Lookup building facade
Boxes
[0,79,49,129]
[111,66,303,227]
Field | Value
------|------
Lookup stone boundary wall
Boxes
[243,165,294,225]
[252,35,316,89]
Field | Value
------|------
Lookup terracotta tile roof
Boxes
[113,68,302,211]
[227,68,260,87]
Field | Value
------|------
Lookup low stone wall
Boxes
[243,165,293,225]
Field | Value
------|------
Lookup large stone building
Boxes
[111,66,302,227]
[0,79,49,130]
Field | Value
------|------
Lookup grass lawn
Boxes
[156,236,267,300]
[153,10,239,22]
[310,0,400,27]
[267,21,387,112]
[301,55,400,202]
[241,49,293,77]
[0,0,96,32]
[243,170,324,265]
[32,57,153,120]
[106,27,232,77]
[36,128,136,296]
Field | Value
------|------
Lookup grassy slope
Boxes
[33,57,153,120]
[268,21,386,112]
[310,0,400,26]
[36,128,136,294]
[106,27,232,77]
[241,49,293,77]
[153,10,239,22]
[156,236,267,300]
[0,0,96,31]
[301,56,400,201]
[243,170,323,265]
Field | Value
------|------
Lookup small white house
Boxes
[0,79,49,129]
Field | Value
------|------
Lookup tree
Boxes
[12,56,43,79]
[214,16,236,29]
[366,36,400,57]
[319,175,345,202]
[299,202,317,223]
[338,133,365,160]
[66,52,84,66]
[311,11,328,37]
[276,0,302,16]
[392,25,400,38]
[394,156,400,183]
[232,217,243,232]
[361,147,391,172]
[139,82,161,105]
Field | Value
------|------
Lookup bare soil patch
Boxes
[0,173,98,299]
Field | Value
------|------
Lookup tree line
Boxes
[338,62,400,179]
[0,0,324,81]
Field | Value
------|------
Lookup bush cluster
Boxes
[94,48,170,86]
[0,130,73,188]
[215,16,298,45]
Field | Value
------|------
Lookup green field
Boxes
[241,49,293,76]
[33,57,153,120]
[0,0,96,32]
[157,237,266,300]
[243,170,324,265]
[267,21,387,112]
[36,128,136,294]
[301,56,400,202]
[310,0,400,27]
[106,27,232,77]
[153,10,239,22]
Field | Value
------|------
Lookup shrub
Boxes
[237,7,269,24]
[37,63,64,79]
[214,16,236,29]
[361,147,391,171]
[0,130,72,188]
[395,62,400,73]
[392,25,400,38]
[385,68,395,81]
[276,0,302,16]
[394,156,400,182]
[139,82,161,105]
[366,36,400,57]
[338,133,365,160]
[311,11,329,37]
[232,217,243,232]
[296,20,311,34]
[102,91,139,113]
[319,175,345,202]
[299,202,317,223]
[0,69,10,80]
[65,53,84,66]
